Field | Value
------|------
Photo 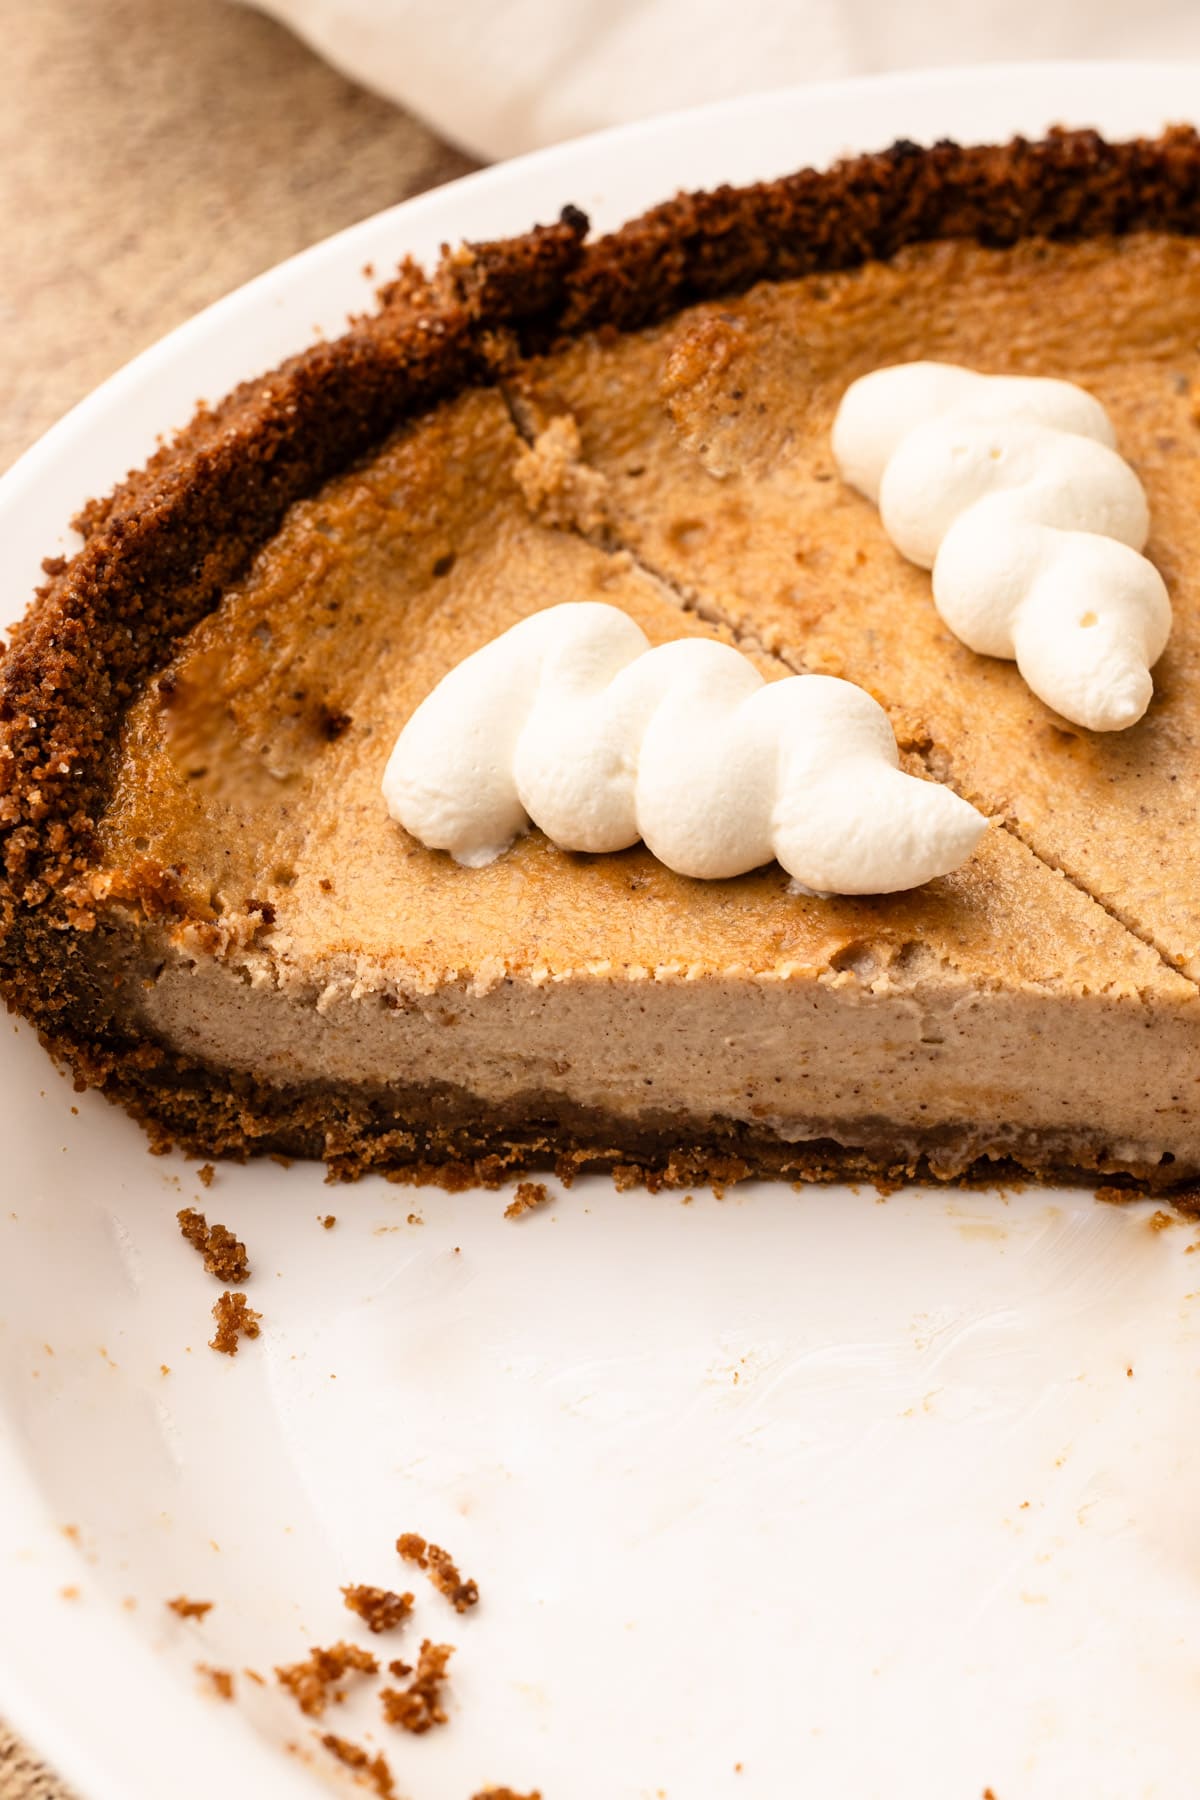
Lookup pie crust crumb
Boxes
[178,1207,250,1282]
[276,1641,379,1717]
[209,1290,261,1355]
[196,1664,234,1700]
[166,1595,213,1620]
[396,1532,479,1612]
[319,1733,397,1799]
[504,1180,550,1220]
[379,1638,455,1734]
[341,1583,414,1634]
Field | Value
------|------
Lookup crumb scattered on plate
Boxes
[379,1638,454,1734]
[342,1583,414,1634]
[319,1733,396,1798]
[396,1533,478,1612]
[178,1207,250,1282]
[197,1663,234,1699]
[276,1642,379,1716]
[210,1290,261,1355]
[166,1595,213,1620]
[504,1181,550,1220]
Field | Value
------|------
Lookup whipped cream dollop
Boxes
[382,603,986,895]
[832,362,1172,732]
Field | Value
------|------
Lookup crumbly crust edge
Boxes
[94,1058,1200,1205]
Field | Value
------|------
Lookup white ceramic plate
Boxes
[4,64,1200,1800]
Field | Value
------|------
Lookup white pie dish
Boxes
[3,62,1200,1800]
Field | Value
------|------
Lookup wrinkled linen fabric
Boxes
[244,0,1200,160]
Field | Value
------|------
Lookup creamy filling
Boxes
[116,927,1200,1171]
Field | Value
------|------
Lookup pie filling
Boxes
[7,131,1200,1191]
[112,930,1197,1182]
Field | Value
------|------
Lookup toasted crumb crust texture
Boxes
[5,128,1200,1193]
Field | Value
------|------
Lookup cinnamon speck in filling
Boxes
[504,1180,550,1220]
[209,1290,261,1355]
[166,1595,214,1620]
[275,1641,379,1717]
[472,1790,543,1800]
[379,1638,454,1734]
[396,1532,479,1612]
[319,1734,397,1799]
[341,1583,414,1634]
[178,1207,250,1282]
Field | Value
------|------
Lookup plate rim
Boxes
[3,59,1200,1800]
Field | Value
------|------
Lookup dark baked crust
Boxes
[5,126,1200,1181]
[87,1057,1200,1208]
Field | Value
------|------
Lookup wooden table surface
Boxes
[0,1,472,1790]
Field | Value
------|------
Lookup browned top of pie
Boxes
[94,380,1188,1003]
[516,229,1200,979]
[4,127,1200,1087]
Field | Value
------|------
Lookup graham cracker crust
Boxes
[93,1055,1200,1206]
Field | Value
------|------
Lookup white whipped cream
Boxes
[832,362,1172,732]
[382,603,986,894]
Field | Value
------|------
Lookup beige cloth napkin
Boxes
[248,0,1200,160]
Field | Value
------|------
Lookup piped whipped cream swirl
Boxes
[832,363,1172,732]
[382,603,986,895]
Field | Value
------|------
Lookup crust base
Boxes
[87,1056,1198,1203]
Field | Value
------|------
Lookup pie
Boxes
[5,127,1200,1194]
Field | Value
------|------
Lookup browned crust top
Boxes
[4,125,1200,1070]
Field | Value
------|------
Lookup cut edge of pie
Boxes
[6,126,1200,1198]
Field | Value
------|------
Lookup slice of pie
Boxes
[4,128,1200,1193]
